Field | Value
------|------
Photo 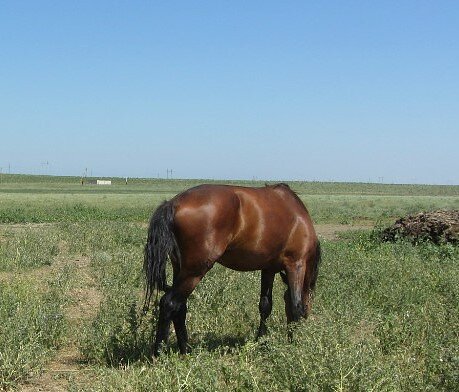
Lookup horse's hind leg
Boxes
[172,301,188,354]
[257,269,276,339]
[153,290,176,356]
[153,274,203,356]
[171,274,203,354]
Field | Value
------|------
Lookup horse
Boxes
[143,183,321,356]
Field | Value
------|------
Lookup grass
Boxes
[0,192,457,225]
[0,175,458,391]
[0,226,61,271]
[0,270,69,389]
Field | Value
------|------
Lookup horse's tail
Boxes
[143,200,181,312]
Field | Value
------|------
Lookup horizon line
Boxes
[0,172,457,187]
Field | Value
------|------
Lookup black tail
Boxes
[143,200,181,312]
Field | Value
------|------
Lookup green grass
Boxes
[2,192,457,225]
[0,175,458,390]
[0,226,61,270]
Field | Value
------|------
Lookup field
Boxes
[0,174,458,391]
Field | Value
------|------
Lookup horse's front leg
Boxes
[257,269,275,339]
[282,259,307,341]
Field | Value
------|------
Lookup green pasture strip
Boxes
[0,175,458,225]
[0,270,69,389]
[74,231,458,391]
[0,191,457,224]
[0,193,173,223]
[303,194,459,224]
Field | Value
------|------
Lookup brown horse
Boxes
[144,183,321,356]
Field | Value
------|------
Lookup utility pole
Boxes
[41,161,49,175]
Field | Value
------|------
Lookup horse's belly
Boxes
[217,250,282,272]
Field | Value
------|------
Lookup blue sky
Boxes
[1,1,458,184]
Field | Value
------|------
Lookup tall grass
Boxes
[0,227,60,270]
[0,270,69,389]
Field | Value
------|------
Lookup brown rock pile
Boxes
[381,210,459,244]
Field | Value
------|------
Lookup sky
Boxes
[0,1,458,184]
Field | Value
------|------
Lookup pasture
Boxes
[0,175,458,391]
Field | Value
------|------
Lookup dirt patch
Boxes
[315,223,372,241]
[19,256,102,392]
[0,262,57,285]
[0,223,56,231]
[65,256,103,323]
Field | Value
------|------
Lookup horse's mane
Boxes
[272,182,291,189]
[269,183,307,210]
[265,182,290,189]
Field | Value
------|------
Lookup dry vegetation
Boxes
[381,209,459,244]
